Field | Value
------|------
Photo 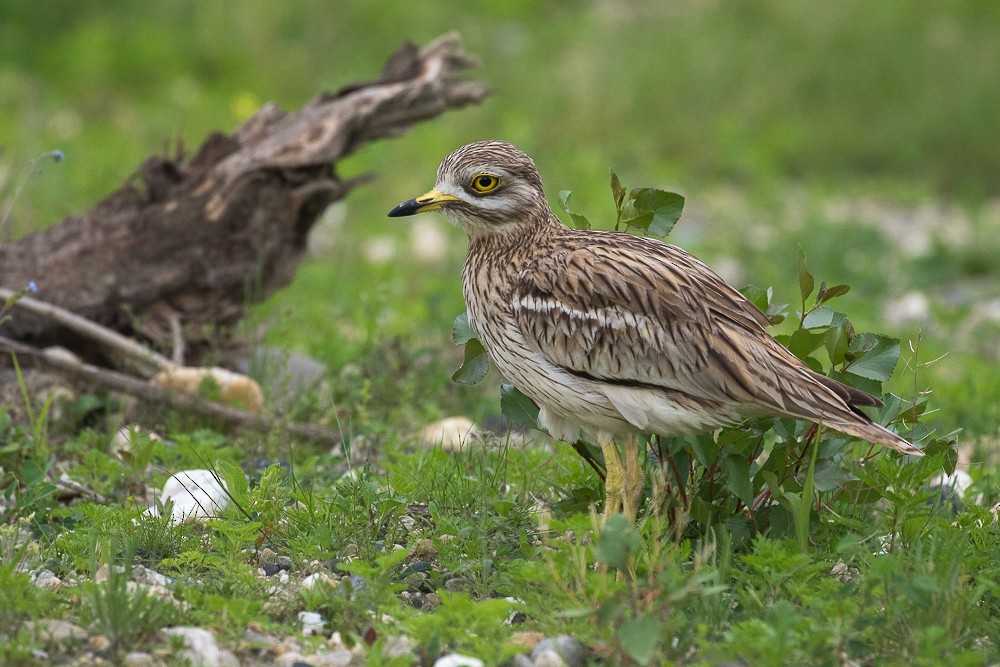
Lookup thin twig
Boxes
[0,335,341,446]
[0,287,173,376]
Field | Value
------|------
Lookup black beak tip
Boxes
[387,199,417,218]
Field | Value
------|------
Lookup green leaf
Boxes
[619,615,661,666]
[621,210,654,231]
[500,384,539,429]
[215,460,247,501]
[811,460,853,492]
[816,283,851,305]
[740,284,770,313]
[569,212,591,230]
[721,454,753,504]
[609,170,626,211]
[632,187,681,213]
[801,305,845,330]
[797,247,814,303]
[557,190,591,229]
[451,338,490,384]
[632,188,684,238]
[558,190,573,214]
[845,333,900,382]
[786,329,826,360]
[595,513,641,571]
[452,311,477,345]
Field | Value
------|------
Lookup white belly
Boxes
[472,309,729,445]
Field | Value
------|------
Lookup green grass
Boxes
[3,2,1000,664]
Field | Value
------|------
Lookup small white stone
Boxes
[123,652,156,666]
[162,627,223,667]
[132,565,172,588]
[416,417,479,451]
[298,611,326,637]
[434,654,485,667]
[146,470,230,524]
[532,648,567,667]
[30,569,62,590]
[301,572,335,590]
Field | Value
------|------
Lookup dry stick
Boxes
[0,335,341,446]
[0,287,173,377]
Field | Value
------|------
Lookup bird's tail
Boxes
[822,415,923,456]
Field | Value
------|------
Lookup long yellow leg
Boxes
[622,434,644,523]
[601,441,624,523]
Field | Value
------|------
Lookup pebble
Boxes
[273,652,310,666]
[434,654,484,667]
[240,347,329,413]
[162,626,239,666]
[29,568,62,590]
[123,652,156,666]
[401,560,433,577]
[299,611,326,637]
[413,538,438,559]
[531,637,586,667]
[532,649,568,667]
[144,470,230,524]
[132,565,174,587]
[25,619,87,642]
[509,631,546,650]
[416,417,480,451]
[262,563,282,577]
[301,572,335,590]
[383,635,415,659]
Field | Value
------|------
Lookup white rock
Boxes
[301,571,335,590]
[123,652,156,666]
[417,417,479,451]
[434,654,485,667]
[132,565,173,588]
[298,611,326,637]
[532,649,567,667]
[162,627,226,667]
[145,470,230,524]
[30,569,62,590]
[274,652,308,666]
[25,619,87,642]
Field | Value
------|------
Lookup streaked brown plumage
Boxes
[389,140,922,521]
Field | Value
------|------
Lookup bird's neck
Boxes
[465,209,562,258]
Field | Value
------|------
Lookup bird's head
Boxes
[388,140,549,236]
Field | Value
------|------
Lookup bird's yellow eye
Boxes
[470,173,500,193]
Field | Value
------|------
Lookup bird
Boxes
[388,140,922,523]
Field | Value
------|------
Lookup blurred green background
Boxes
[2,0,998,442]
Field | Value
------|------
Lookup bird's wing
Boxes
[512,232,851,416]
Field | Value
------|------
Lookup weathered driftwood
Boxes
[0,33,486,362]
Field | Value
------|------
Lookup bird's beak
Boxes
[387,189,460,217]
